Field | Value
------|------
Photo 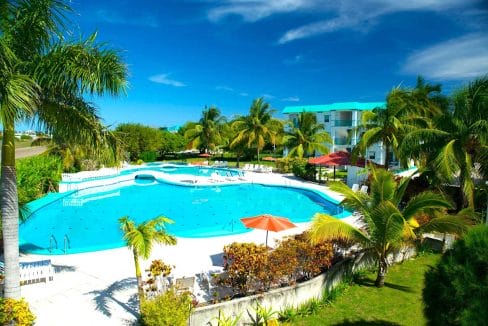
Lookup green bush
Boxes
[16,155,62,205]
[291,158,315,180]
[0,298,35,325]
[139,151,157,162]
[140,289,193,326]
[20,134,33,140]
[217,232,334,297]
[423,225,488,325]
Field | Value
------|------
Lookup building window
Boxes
[368,151,376,160]
[324,115,330,123]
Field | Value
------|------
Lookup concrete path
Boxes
[0,145,49,159]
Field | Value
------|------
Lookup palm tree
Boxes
[119,216,177,308]
[231,97,282,161]
[284,111,332,158]
[309,168,468,287]
[184,106,226,153]
[354,77,444,169]
[401,76,488,208]
[0,0,127,298]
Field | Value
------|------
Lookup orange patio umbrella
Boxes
[240,214,296,247]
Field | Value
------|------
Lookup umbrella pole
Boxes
[333,166,336,180]
[265,230,269,248]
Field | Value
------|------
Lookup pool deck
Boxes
[19,172,357,325]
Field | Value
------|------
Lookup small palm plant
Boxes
[309,167,469,287]
[119,216,177,308]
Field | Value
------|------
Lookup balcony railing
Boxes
[334,119,353,127]
[334,137,350,145]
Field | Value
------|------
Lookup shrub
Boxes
[16,155,62,204]
[217,233,334,297]
[0,298,36,326]
[423,225,488,325]
[140,289,193,326]
[291,158,315,180]
[140,151,157,162]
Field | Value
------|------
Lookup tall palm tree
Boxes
[401,76,488,208]
[0,0,127,298]
[284,111,332,158]
[309,168,468,287]
[354,77,444,169]
[184,106,226,153]
[231,97,282,161]
[119,216,177,308]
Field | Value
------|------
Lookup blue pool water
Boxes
[20,170,348,255]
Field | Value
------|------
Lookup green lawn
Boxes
[288,253,440,326]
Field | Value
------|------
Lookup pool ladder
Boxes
[49,235,58,254]
[63,234,71,254]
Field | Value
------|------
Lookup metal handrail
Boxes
[49,235,58,254]
[63,234,71,254]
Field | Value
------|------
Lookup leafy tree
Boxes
[0,0,127,298]
[285,111,332,158]
[401,76,488,208]
[16,155,62,204]
[160,130,186,159]
[184,106,226,153]
[115,123,163,161]
[119,216,177,309]
[423,225,488,325]
[309,168,468,287]
[231,97,282,161]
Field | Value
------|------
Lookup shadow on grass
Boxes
[332,319,401,325]
[354,277,415,293]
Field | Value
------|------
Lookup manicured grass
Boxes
[14,140,33,148]
[288,253,440,326]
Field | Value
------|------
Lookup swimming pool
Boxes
[20,167,348,254]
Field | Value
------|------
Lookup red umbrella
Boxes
[309,151,351,180]
[240,214,296,247]
[262,156,277,161]
[198,153,211,157]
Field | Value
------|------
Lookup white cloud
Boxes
[282,96,300,102]
[239,92,249,97]
[402,33,488,80]
[283,54,304,65]
[261,93,276,99]
[149,74,186,87]
[206,0,482,44]
[96,10,158,27]
[207,0,312,22]
[216,86,234,92]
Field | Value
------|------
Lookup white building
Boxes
[282,101,391,166]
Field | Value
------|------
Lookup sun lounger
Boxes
[175,276,195,294]
[0,260,55,286]
[351,184,359,192]
[360,185,368,194]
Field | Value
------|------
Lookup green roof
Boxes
[282,101,386,114]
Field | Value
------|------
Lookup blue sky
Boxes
[60,0,488,128]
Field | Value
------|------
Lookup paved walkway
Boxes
[20,172,351,325]
[0,145,49,159]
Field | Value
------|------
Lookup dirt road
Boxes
[0,146,49,159]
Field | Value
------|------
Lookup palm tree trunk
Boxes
[257,147,260,162]
[133,249,145,307]
[375,256,388,287]
[1,126,21,298]
[384,142,390,171]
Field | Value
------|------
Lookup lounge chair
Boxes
[360,185,368,194]
[175,276,195,294]
[0,260,55,286]
[351,184,359,192]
